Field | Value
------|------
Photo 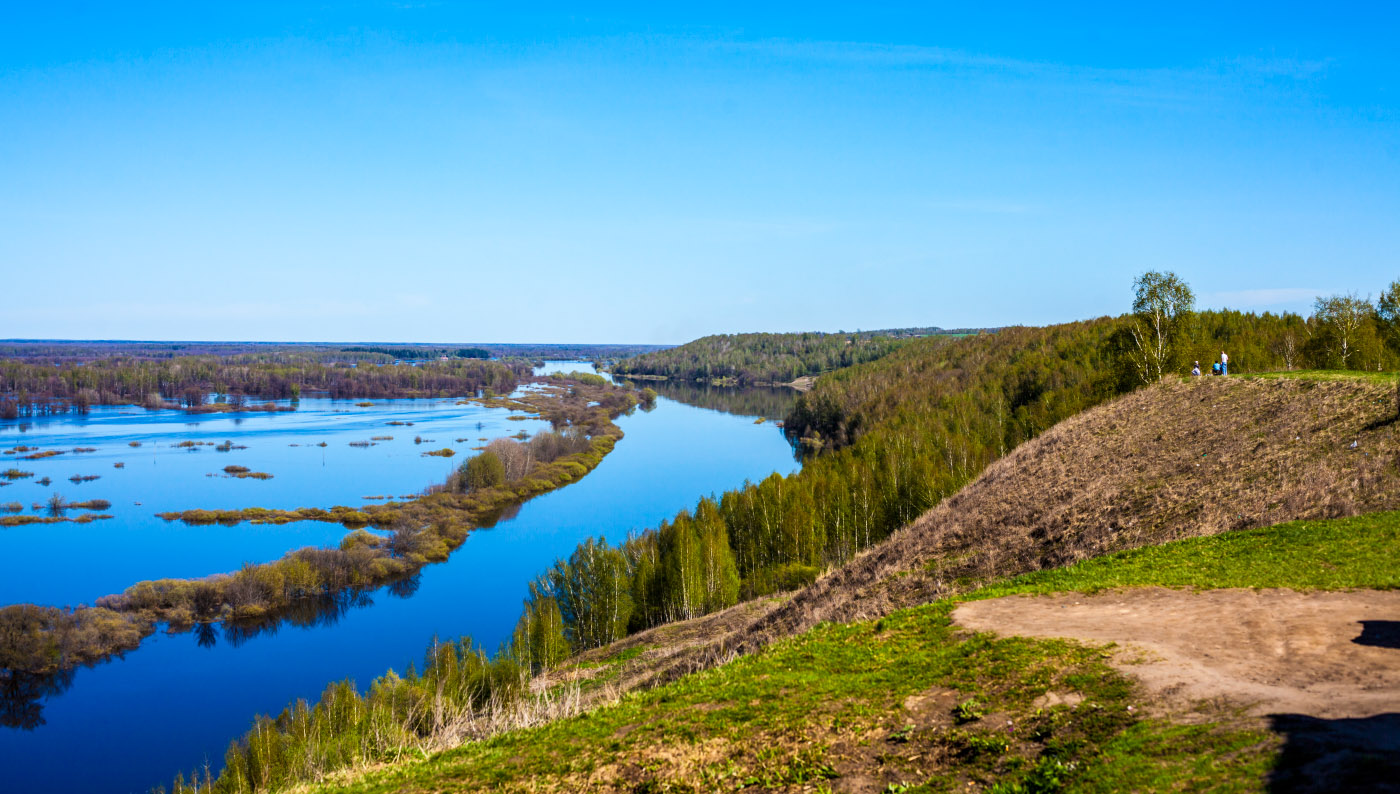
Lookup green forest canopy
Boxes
[611,327,991,384]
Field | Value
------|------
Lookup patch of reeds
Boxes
[163,638,581,794]
[222,465,273,480]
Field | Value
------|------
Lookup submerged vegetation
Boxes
[221,466,274,480]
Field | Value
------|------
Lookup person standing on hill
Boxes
[1221,351,1229,376]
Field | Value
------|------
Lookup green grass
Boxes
[1248,369,1398,384]
[971,512,1400,599]
[306,512,1400,794]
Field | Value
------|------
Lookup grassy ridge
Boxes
[291,512,1399,794]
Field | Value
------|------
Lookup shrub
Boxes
[459,451,506,492]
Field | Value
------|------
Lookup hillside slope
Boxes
[738,375,1400,649]
[305,513,1400,793]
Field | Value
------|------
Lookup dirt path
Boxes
[952,587,1400,719]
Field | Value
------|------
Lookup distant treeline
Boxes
[0,357,528,418]
[339,346,490,359]
[611,330,926,385]
[0,341,671,364]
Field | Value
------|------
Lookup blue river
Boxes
[0,363,799,793]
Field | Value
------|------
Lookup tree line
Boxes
[338,346,491,359]
[0,357,528,418]
[611,331,920,385]
[1121,271,1400,383]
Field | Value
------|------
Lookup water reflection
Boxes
[0,668,74,731]
[611,378,800,420]
[219,589,377,649]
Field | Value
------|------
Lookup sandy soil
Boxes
[952,587,1400,719]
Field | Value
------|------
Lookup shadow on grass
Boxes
[1267,712,1400,793]
[1362,414,1398,431]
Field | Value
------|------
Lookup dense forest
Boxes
[0,358,528,418]
[610,330,922,384]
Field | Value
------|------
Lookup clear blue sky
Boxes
[2,3,1396,343]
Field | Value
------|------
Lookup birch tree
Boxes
[1312,293,1373,368]
[1129,271,1195,384]
[1377,280,1400,414]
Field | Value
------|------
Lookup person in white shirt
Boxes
[1220,351,1229,376]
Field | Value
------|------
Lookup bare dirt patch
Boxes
[952,587,1400,720]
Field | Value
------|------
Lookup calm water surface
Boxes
[0,363,799,793]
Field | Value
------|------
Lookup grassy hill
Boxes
[742,375,1400,648]
[300,511,1400,793]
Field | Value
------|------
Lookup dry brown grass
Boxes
[740,377,1400,648]
[538,597,781,706]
